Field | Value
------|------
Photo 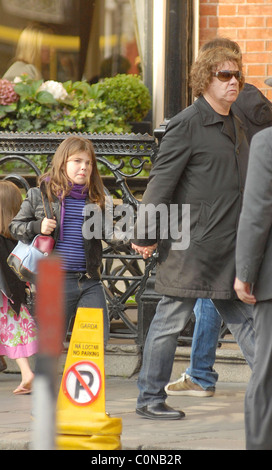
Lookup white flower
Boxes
[39,80,68,100]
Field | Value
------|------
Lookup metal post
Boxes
[136,1,195,346]
[164,0,193,119]
[31,256,64,450]
[143,0,153,126]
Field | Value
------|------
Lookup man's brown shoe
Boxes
[165,373,215,397]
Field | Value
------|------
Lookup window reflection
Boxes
[0,0,140,83]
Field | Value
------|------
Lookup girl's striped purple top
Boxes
[55,196,86,272]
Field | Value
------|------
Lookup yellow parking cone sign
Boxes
[56,308,122,450]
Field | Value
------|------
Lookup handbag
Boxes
[7,183,55,284]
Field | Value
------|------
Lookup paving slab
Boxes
[0,373,247,451]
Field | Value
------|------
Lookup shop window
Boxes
[0,0,140,83]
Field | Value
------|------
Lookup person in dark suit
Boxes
[235,126,272,450]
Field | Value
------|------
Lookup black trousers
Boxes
[245,299,272,450]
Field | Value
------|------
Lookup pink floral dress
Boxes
[0,293,38,359]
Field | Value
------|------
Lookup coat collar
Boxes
[194,95,245,148]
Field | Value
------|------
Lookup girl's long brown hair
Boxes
[0,181,23,238]
[39,136,105,209]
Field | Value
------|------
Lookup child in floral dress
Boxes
[0,181,38,394]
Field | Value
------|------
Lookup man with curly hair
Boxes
[132,44,255,420]
[163,38,272,400]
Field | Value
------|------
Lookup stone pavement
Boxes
[0,372,247,451]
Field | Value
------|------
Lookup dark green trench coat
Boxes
[135,95,249,300]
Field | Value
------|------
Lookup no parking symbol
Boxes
[63,361,102,406]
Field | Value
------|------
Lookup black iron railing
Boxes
[0,131,233,348]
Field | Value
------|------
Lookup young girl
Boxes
[0,181,37,394]
[10,136,110,344]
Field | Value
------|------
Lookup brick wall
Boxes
[199,0,272,100]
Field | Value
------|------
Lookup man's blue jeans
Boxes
[186,299,222,390]
[137,296,255,407]
[64,272,109,345]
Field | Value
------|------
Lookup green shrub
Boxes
[0,75,152,176]
[0,77,130,134]
[96,74,152,122]
[0,74,151,134]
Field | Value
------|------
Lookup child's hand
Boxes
[41,217,57,235]
[131,243,157,259]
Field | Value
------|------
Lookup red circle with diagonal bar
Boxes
[62,361,102,406]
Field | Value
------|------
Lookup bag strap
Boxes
[40,181,54,220]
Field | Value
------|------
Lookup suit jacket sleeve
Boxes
[236,128,272,283]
